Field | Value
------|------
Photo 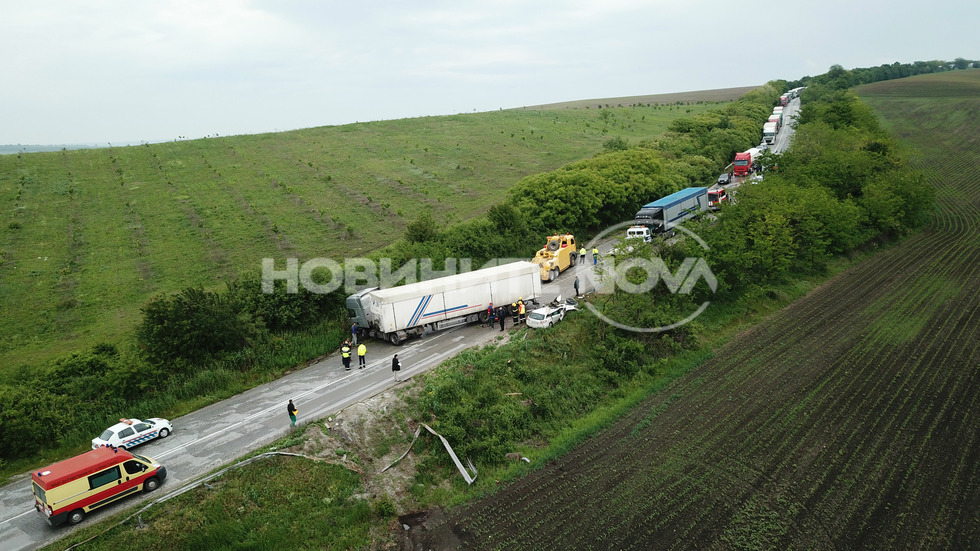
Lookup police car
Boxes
[91,418,173,450]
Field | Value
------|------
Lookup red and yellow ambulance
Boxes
[32,446,167,526]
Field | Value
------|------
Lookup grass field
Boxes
[0,93,732,371]
[410,71,980,549]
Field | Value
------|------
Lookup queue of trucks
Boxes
[344,88,804,345]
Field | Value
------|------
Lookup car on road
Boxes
[717,172,732,186]
[92,417,173,450]
[527,297,577,329]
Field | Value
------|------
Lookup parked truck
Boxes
[530,233,577,282]
[707,185,730,210]
[768,112,782,132]
[633,187,708,236]
[346,261,541,344]
[762,121,778,145]
[779,94,790,106]
[733,147,765,177]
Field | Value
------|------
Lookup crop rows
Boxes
[424,76,980,549]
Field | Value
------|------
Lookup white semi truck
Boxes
[762,121,778,145]
[346,261,542,344]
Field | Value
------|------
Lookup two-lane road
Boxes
[0,265,589,551]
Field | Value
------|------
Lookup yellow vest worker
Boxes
[357,343,367,368]
[341,343,352,370]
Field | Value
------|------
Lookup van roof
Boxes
[32,447,133,490]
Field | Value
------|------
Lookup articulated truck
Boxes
[346,261,542,344]
[733,147,766,177]
[633,187,708,236]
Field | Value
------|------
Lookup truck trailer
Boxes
[633,187,708,236]
[768,112,782,131]
[346,261,542,344]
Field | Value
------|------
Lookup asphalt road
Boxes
[0,261,595,551]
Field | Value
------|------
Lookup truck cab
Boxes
[708,187,728,210]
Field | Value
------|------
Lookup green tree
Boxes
[137,286,265,365]
[406,210,439,243]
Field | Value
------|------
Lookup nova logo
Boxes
[583,221,718,333]
[610,257,717,295]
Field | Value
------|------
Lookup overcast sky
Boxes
[2,0,975,145]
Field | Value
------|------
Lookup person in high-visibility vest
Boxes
[518,300,526,324]
[357,343,367,368]
[579,246,586,264]
[512,303,519,325]
[592,247,599,265]
[341,341,352,371]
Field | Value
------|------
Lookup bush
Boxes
[136,286,266,365]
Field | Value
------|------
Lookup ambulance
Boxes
[32,446,167,526]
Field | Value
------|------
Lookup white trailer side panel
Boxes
[371,261,540,333]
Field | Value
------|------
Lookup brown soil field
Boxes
[407,73,980,549]
[518,85,762,111]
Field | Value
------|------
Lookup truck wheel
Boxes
[68,509,85,525]
[551,268,559,281]
[569,254,576,267]
[478,311,489,323]
[388,333,401,345]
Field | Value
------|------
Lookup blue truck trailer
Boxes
[633,187,708,236]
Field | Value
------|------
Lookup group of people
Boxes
[340,338,366,370]
[573,245,600,265]
[486,299,528,331]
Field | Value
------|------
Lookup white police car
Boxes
[92,418,173,450]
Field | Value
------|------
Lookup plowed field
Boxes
[417,72,980,549]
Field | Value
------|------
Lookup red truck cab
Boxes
[733,151,752,177]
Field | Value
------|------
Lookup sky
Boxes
[1,0,976,145]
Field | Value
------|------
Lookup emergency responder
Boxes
[512,303,519,325]
[592,247,599,265]
[357,342,367,368]
[579,246,586,263]
[341,340,352,371]
[518,299,526,324]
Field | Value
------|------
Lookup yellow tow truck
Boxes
[531,233,577,282]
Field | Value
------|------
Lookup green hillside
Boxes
[0,97,729,370]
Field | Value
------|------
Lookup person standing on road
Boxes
[518,300,526,324]
[351,322,358,345]
[579,246,586,264]
[287,399,298,427]
[392,354,402,382]
[341,341,352,371]
[486,302,494,328]
[574,275,580,297]
[512,303,519,326]
[498,306,506,331]
[357,342,367,368]
[592,247,599,265]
